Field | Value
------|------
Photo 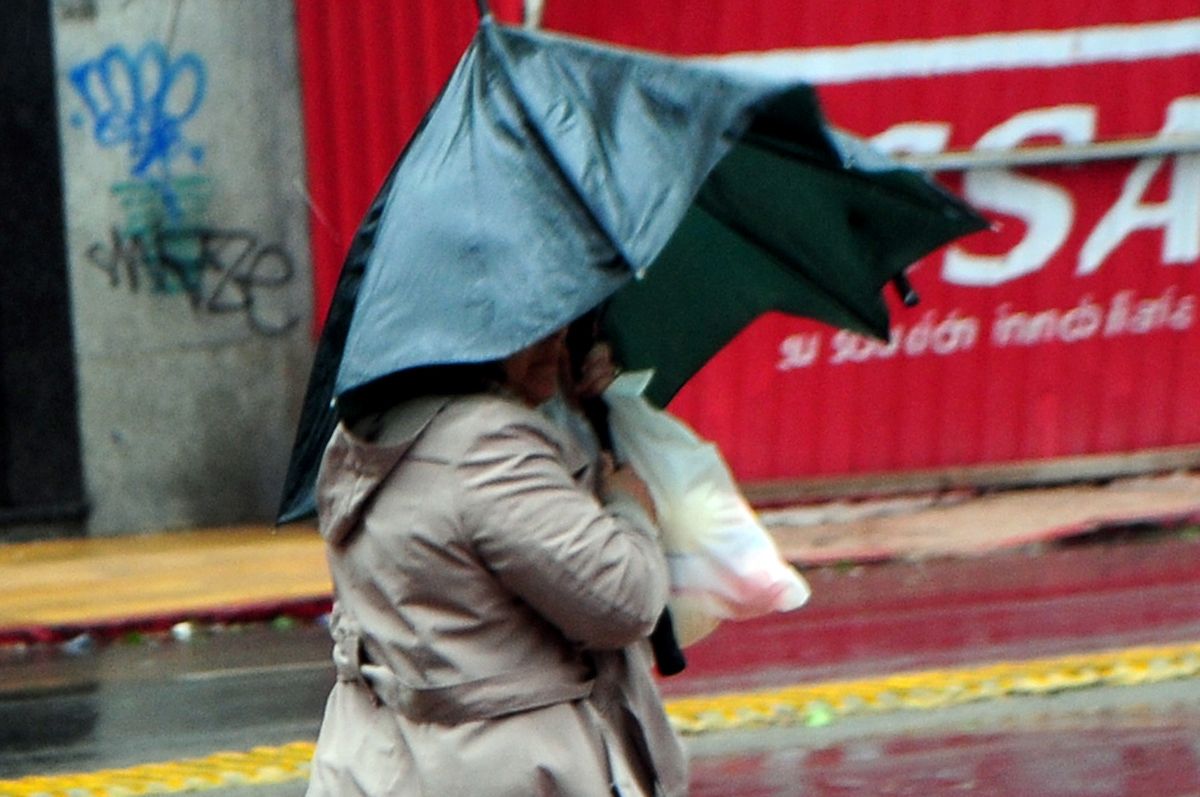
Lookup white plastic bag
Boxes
[604,372,811,647]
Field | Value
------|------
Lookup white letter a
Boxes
[1079,97,1200,275]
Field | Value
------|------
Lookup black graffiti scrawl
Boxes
[87,220,298,337]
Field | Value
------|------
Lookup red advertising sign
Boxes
[543,3,1200,483]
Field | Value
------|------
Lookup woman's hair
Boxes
[335,362,505,427]
[338,304,611,428]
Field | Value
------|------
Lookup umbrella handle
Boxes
[650,608,688,676]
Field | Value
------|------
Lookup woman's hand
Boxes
[574,342,618,401]
[601,456,657,523]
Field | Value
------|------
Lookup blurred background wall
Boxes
[32,0,312,537]
[2,0,1196,540]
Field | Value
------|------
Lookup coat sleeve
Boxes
[456,418,669,650]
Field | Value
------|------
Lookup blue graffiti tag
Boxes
[70,42,207,216]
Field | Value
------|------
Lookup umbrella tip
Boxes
[474,0,490,18]
[892,273,920,307]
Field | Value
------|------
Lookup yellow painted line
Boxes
[667,640,1200,734]
[4,641,1200,796]
[0,743,315,796]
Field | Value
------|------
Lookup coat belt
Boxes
[333,624,595,725]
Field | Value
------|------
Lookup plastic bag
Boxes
[604,372,811,646]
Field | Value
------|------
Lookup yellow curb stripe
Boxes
[3,642,1200,795]
[0,742,317,796]
[666,640,1200,734]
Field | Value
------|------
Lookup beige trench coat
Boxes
[305,393,688,797]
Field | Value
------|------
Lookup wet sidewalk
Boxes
[1,472,1199,646]
[0,526,329,646]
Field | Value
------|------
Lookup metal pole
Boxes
[475,0,490,17]
[898,134,1200,173]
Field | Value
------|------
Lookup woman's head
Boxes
[338,323,581,422]
[501,328,568,407]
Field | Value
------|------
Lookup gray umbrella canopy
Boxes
[277,17,984,524]
[335,18,789,394]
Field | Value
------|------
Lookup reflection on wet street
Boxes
[3,538,1200,795]
[688,680,1200,795]
[5,623,1200,795]
[0,623,332,780]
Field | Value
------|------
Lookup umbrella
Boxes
[277,9,986,525]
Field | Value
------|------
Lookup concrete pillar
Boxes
[52,0,313,535]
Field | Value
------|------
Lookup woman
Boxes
[306,328,688,796]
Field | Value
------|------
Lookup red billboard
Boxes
[296,1,1200,491]
[543,2,1200,485]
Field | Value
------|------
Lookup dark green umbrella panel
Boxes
[605,126,986,405]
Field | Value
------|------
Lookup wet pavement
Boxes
[118,679,1200,797]
[0,624,331,779]
[686,679,1200,796]
[1,531,1199,795]
[7,631,1198,796]
[670,533,1200,696]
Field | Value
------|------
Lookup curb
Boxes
[0,597,333,649]
[3,640,1200,796]
[667,639,1200,734]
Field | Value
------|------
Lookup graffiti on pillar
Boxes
[69,41,207,220]
[68,42,298,336]
[86,218,298,337]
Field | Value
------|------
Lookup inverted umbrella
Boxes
[277,11,985,525]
